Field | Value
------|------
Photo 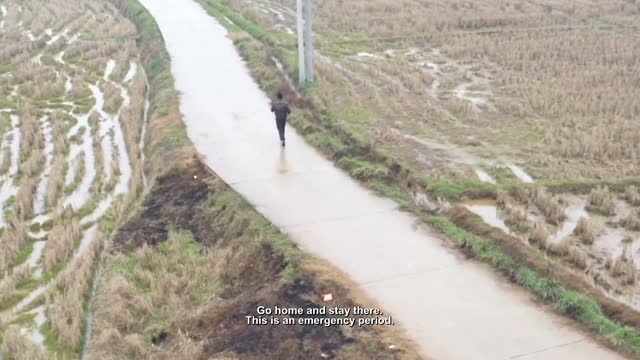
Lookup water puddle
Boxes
[404,48,420,57]
[26,241,46,279]
[474,168,496,184]
[122,61,137,83]
[464,199,511,234]
[508,164,534,183]
[383,49,396,58]
[103,59,115,81]
[54,51,66,65]
[21,306,46,345]
[452,82,489,108]
[76,77,132,222]
[139,75,151,189]
[65,74,73,93]
[94,94,131,198]
[32,54,42,66]
[0,115,21,227]
[549,200,589,243]
[13,285,47,314]
[46,28,68,46]
[24,30,36,41]
[356,52,383,61]
[66,32,80,44]
[593,228,627,262]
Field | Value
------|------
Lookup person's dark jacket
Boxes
[271,100,291,121]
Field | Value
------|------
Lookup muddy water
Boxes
[26,240,46,278]
[140,75,150,189]
[0,115,20,227]
[21,306,46,345]
[464,200,510,234]
[141,0,622,358]
[103,59,115,81]
[508,163,535,183]
[64,74,72,93]
[474,167,496,184]
[550,200,589,243]
[452,81,490,108]
[122,61,137,83]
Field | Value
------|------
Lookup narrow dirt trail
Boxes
[140,0,624,358]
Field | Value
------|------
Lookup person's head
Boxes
[277,92,283,100]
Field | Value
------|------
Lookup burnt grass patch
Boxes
[110,159,413,359]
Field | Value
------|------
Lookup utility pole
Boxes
[296,0,306,84]
[304,0,314,82]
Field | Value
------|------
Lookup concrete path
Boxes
[140,0,624,358]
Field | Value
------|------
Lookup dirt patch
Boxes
[190,277,401,360]
[112,159,212,250]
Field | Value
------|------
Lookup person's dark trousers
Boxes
[276,118,286,141]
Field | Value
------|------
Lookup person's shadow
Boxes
[278,148,289,174]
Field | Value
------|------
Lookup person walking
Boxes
[271,92,291,147]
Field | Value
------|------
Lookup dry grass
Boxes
[544,236,575,257]
[532,188,565,225]
[0,149,11,176]
[90,230,220,359]
[43,218,81,273]
[496,189,510,208]
[588,186,617,216]
[626,186,640,207]
[502,204,530,233]
[65,151,86,195]
[624,209,640,232]
[47,153,66,210]
[611,249,637,285]
[15,178,37,219]
[0,276,17,303]
[1,326,49,360]
[247,0,639,37]
[119,70,146,161]
[527,223,550,246]
[574,217,598,245]
[0,220,29,272]
[567,246,590,270]
[48,230,103,348]
[18,111,42,161]
[47,112,71,210]
[220,0,640,181]
[102,82,123,114]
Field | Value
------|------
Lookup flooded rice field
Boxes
[0,0,148,355]
[465,185,640,310]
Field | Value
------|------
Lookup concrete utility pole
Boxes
[304,0,314,82]
[296,0,314,84]
[296,0,306,84]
